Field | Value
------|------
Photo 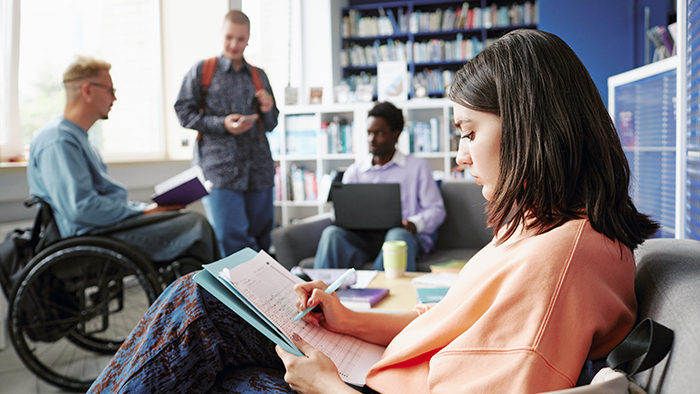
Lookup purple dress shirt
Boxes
[342,150,446,253]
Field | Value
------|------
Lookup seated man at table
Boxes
[314,101,446,272]
[27,55,218,269]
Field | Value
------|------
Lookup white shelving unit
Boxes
[273,98,473,226]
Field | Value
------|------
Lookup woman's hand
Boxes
[293,280,354,334]
[275,333,356,394]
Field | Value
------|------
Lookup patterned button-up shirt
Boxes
[175,55,279,192]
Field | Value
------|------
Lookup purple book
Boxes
[336,288,390,309]
[151,165,210,206]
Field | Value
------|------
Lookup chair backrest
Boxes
[632,238,700,393]
[435,182,492,250]
[25,196,62,252]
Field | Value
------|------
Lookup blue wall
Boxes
[539,0,670,106]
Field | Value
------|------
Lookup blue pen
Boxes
[293,268,355,322]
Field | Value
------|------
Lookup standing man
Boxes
[314,102,446,271]
[175,10,279,257]
[27,55,218,268]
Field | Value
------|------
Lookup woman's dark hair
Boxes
[368,101,404,132]
[448,29,658,249]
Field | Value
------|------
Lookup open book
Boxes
[151,165,211,206]
[193,248,386,386]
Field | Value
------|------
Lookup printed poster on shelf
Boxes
[377,61,408,102]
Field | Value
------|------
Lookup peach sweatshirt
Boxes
[365,219,636,394]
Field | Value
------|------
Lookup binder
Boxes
[193,248,385,385]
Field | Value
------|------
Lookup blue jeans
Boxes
[313,225,421,271]
[201,188,273,257]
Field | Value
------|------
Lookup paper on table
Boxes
[220,251,385,386]
[351,270,378,289]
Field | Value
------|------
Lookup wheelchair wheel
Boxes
[7,236,162,391]
[156,255,205,286]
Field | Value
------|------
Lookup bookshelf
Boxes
[271,99,472,226]
[340,0,538,99]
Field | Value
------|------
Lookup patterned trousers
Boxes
[87,272,292,394]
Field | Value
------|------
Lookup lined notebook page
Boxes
[221,251,385,386]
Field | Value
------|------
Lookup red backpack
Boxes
[198,57,265,142]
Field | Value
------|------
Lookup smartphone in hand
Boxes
[232,113,259,128]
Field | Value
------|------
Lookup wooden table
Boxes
[365,272,425,311]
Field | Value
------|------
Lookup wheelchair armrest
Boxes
[271,214,333,270]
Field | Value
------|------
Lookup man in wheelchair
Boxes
[26,55,219,273]
[1,55,221,391]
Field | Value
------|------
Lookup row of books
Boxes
[397,118,441,154]
[413,69,453,96]
[413,34,485,64]
[275,165,319,202]
[320,118,354,155]
[647,24,676,61]
[342,34,486,69]
[342,8,406,38]
[341,2,538,38]
[341,39,409,68]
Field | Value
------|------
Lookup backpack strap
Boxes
[250,65,266,143]
[250,65,263,91]
[201,56,218,92]
[196,56,218,141]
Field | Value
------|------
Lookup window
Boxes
[686,0,700,239]
[1,0,164,162]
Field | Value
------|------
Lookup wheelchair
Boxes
[1,197,206,391]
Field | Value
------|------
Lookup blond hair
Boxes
[62,56,111,83]
[224,10,250,27]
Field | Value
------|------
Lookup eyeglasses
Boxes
[89,82,117,96]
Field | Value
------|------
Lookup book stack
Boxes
[336,288,390,310]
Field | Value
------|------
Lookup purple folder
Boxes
[151,177,209,206]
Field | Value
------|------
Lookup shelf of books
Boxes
[270,99,474,226]
[340,0,538,99]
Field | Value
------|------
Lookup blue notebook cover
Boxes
[415,287,449,304]
[193,248,303,357]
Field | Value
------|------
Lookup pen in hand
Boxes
[293,268,355,322]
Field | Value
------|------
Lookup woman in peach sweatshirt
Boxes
[88,29,658,394]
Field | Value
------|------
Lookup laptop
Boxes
[329,183,403,230]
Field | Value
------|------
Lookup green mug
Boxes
[382,240,407,278]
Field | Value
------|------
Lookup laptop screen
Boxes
[330,183,402,230]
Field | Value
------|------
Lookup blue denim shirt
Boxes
[27,116,146,237]
[174,56,279,192]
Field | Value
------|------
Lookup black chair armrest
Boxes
[271,215,333,270]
